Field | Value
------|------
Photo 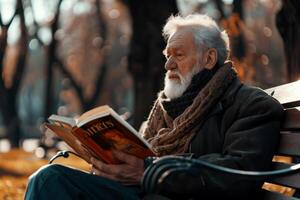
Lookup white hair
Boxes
[162,14,230,64]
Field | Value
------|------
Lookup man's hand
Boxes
[90,150,144,185]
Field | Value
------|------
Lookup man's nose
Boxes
[165,58,177,71]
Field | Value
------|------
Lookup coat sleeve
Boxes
[142,89,284,199]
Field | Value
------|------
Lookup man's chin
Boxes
[164,89,184,100]
[164,82,186,100]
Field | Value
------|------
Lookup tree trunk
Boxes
[54,0,108,113]
[127,0,178,128]
[276,0,300,82]
[1,92,20,147]
[231,0,245,60]
[0,0,28,147]
[44,0,63,120]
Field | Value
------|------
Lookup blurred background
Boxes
[0,0,299,199]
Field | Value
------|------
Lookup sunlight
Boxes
[223,0,234,4]
[61,0,76,12]
[73,1,93,15]
[7,17,20,44]
[0,0,16,23]
[22,139,39,152]
[31,0,50,23]
[0,0,18,44]
[38,27,52,45]
[0,139,11,152]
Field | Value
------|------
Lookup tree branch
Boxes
[52,0,63,31]
[87,60,108,109]
[0,10,3,27]
[54,57,85,104]
[43,0,64,119]
[213,0,226,19]
[0,28,8,71]
[6,7,18,28]
[0,1,18,85]
[95,0,107,47]
[28,0,45,46]
[11,0,28,92]
[32,32,45,46]
[0,28,8,91]
[0,1,18,87]
[83,0,109,110]
[233,0,244,20]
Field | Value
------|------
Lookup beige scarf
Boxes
[143,62,237,156]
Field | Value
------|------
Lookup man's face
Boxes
[163,29,205,99]
[164,29,202,79]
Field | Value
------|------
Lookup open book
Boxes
[45,105,155,164]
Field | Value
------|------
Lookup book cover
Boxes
[45,105,155,164]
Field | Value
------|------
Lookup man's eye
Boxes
[176,54,184,58]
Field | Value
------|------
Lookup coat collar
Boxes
[207,78,243,118]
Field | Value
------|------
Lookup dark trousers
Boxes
[25,164,141,200]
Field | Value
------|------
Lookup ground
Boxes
[0,149,89,200]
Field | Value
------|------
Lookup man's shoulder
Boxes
[223,79,273,106]
[238,83,276,102]
[234,83,284,114]
[238,84,269,99]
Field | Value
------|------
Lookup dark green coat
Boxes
[150,78,284,200]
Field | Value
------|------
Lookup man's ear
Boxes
[203,48,218,70]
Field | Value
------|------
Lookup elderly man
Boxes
[25,14,283,200]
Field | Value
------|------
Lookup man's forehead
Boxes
[166,29,195,49]
[165,43,184,50]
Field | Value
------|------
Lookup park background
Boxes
[0,0,299,199]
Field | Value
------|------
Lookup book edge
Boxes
[48,114,77,127]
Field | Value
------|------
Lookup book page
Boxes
[48,115,76,128]
[77,105,111,125]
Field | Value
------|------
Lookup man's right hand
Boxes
[90,150,144,185]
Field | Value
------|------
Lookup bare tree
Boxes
[125,0,178,128]
[44,0,64,120]
[30,0,108,118]
[54,0,109,112]
[276,0,300,82]
[0,0,28,147]
[213,0,246,60]
[27,0,63,122]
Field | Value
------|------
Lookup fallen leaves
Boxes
[0,149,90,200]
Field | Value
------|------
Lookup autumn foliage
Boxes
[0,149,90,199]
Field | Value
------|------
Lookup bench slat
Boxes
[267,162,300,190]
[282,109,300,130]
[265,80,300,108]
[277,132,300,157]
[263,190,298,200]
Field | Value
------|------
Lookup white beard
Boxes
[164,66,201,100]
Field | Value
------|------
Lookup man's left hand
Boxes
[90,150,144,185]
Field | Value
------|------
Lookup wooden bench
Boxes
[143,80,300,199]
[262,80,300,199]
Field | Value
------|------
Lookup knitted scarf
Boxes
[142,62,237,156]
[161,67,215,119]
